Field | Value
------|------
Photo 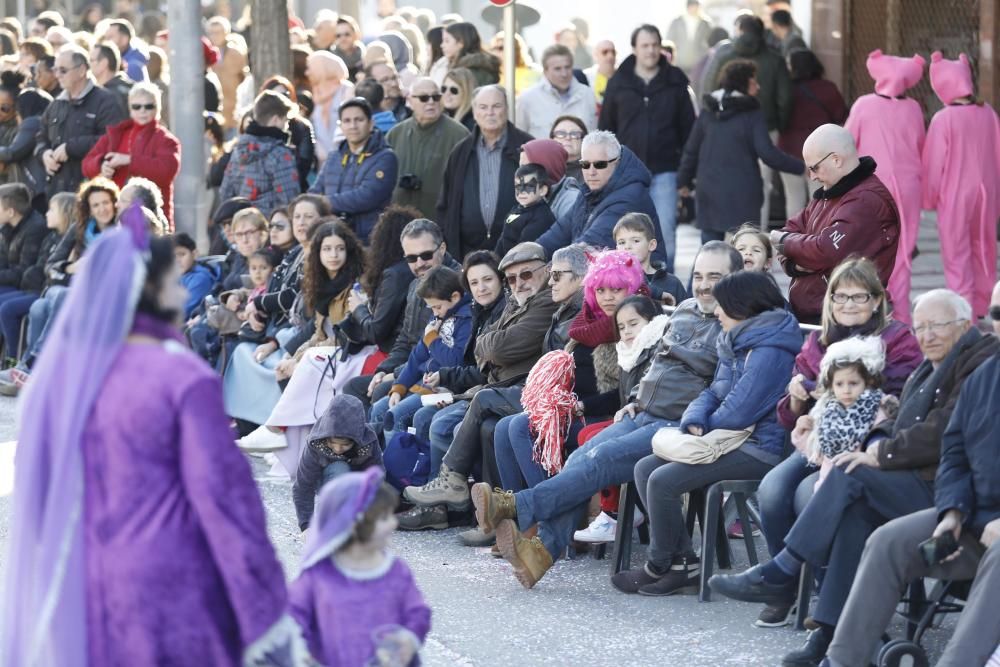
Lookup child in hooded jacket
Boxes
[493,163,557,258]
[293,394,384,531]
[290,468,430,667]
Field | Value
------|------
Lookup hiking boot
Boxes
[237,425,288,453]
[396,504,449,531]
[638,554,700,596]
[756,601,797,628]
[458,527,495,547]
[470,482,516,533]
[495,519,552,589]
[708,563,798,605]
[610,563,663,594]
[782,625,833,667]
[402,463,470,510]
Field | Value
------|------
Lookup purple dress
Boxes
[83,335,288,665]
[289,556,431,667]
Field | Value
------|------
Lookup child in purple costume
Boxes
[291,468,431,667]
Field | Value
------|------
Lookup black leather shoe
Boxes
[782,626,833,667]
[707,564,797,604]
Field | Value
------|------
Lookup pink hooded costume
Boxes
[844,50,926,323]
[922,52,1000,318]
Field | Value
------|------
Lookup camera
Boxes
[398,173,423,191]
[918,532,959,566]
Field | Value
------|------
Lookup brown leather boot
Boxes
[495,519,553,589]
[492,525,536,559]
[471,482,516,533]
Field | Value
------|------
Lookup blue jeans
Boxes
[649,171,678,273]
[495,413,546,492]
[514,412,676,559]
[24,286,69,365]
[428,400,469,474]
[757,452,819,557]
[412,404,440,443]
[0,291,37,359]
[370,393,426,445]
[321,460,352,486]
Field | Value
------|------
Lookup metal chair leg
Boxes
[795,562,813,630]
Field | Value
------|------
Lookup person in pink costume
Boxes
[922,51,1000,319]
[844,50,926,324]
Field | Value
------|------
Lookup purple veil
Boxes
[1,206,150,666]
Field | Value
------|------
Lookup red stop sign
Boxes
[488,0,514,6]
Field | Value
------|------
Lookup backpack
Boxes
[382,431,431,492]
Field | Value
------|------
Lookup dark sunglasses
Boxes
[130,103,156,111]
[404,243,441,263]
[808,151,835,173]
[514,179,540,194]
[441,85,460,95]
[505,266,544,286]
[990,305,1000,321]
[549,269,575,282]
[54,63,84,76]
[413,93,442,103]
[579,156,619,170]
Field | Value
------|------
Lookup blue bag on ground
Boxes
[382,431,431,491]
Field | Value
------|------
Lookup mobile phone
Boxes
[918,532,959,566]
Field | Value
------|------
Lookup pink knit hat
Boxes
[929,51,975,105]
[866,49,925,97]
[521,139,569,184]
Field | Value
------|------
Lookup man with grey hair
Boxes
[37,43,126,196]
[515,44,597,139]
[537,130,667,261]
[342,218,460,409]
[771,123,900,324]
[711,288,999,665]
[437,84,533,258]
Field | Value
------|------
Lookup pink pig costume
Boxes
[844,50,926,323]
[922,51,1000,318]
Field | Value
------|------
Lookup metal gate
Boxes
[846,0,981,119]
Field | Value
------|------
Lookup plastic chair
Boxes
[696,479,763,601]
[609,482,650,573]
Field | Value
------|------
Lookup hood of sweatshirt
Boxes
[866,49,925,97]
[929,51,974,105]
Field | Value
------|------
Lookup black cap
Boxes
[212,197,254,226]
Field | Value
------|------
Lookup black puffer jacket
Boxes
[0,210,48,289]
[599,54,696,175]
[339,260,414,353]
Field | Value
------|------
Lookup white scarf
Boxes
[616,314,670,372]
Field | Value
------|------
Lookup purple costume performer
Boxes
[1,207,309,666]
[290,468,431,667]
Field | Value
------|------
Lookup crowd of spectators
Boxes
[1,2,1000,666]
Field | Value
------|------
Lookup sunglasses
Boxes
[990,305,1000,321]
[505,266,545,286]
[130,103,156,111]
[514,179,540,194]
[441,85,460,95]
[579,157,619,170]
[808,151,835,173]
[549,269,575,282]
[269,221,289,231]
[54,63,84,76]
[404,243,441,264]
[552,130,584,140]
[413,93,442,103]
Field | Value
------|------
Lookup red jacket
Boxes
[779,157,899,322]
[82,119,181,225]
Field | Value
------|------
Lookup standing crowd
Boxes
[1,1,1000,667]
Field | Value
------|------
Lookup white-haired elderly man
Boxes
[711,289,1000,666]
[536,130,668,262]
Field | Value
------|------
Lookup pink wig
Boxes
[583,249,646,315]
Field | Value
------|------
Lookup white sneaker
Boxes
[237,425,288,453]
[574,512,618,543]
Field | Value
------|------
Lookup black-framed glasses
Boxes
[514,179,540,194]
[579,157,618,170]
[912,319,964,336]
[412,93,442,103]
[232,230,259,240]
[990,305,1000,321]
[404,243,441,263]
[54,63,85,76]
[441,85,460,95]
[830,292,873,304]
[505,265,545,286]
[130,103,156,111]
[808,151,835,173]
[552,130,584,140]
[549,269,575,283]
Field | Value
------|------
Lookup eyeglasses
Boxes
[404,243,441,263]
[505,265,545,286]
[54,63,84,76]
[830,292,873,304]
[412,93,442,103]
[808,151,835,174]
[232,230,260,240]
[579,157,619,170]
[990,305,1000,321]
[549,269,575,282]
[130,103,156,111]
[552,130,584,141]
[441,85,460,95]
[514,179,540,194]
[912,319,964,336]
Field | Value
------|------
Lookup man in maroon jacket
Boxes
[771,124,900,324]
